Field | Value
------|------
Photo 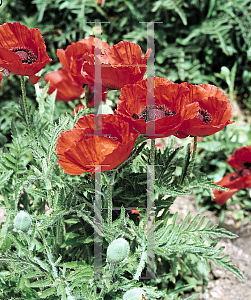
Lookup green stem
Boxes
[107,171,116,227]
[20,76,32,136]
[186,136,198,178]
[84,84,89,108]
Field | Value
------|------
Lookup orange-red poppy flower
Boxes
[56,114,139,179]
[115,77,199,139]
[81,41,152,90]
[175,83,234,138]
[213,146,251,205]
[57,36,110,86]
[213,172,251,205]
[227,146,251,171]
[44,67,85,102]
[213,188,239,206]
[131,209,140,219]
[72,104,86,116]
[0,22,52,84]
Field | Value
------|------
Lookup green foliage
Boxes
[0,82,244,298]
[0,0,249,298]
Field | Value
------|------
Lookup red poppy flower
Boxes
[81,41,152,90]
[57,36,110,86]
[44,67,85,102]
[213,172,251,205]
[131,209,140,219]
[213,146,251,205]
[0,22,52,84]
[175,83,234,138]
[56,114,139,179]
[72,104,86,116]
[115,77,199,139]
[97,0,102,4]
[213,188,239,206]
[227,146,251,171]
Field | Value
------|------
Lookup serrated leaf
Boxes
[29,279,52,288]
[40,287,57,298]
[0,170,13,188]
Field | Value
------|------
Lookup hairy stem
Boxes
[186,136,198,178]
[107,171,115,227]
[20,76,32,136]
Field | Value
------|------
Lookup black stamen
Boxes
[11,47,38,64]
[196,108,212,124]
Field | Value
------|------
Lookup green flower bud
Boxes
[107,238,130,263]
[0,133,7,148]
[13,211,32,232]
[123,288,145,300]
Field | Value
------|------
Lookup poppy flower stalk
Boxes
[20,75,33,138]
[187,136,198,177]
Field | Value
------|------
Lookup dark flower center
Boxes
[230,162,251,181]
[11,47,38,64]
[230,175,240,181]
[196,108,212,124]
[105,83,119,90]
[132,104,176,122]
[244,162,251,168]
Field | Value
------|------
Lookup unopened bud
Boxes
[13,211,32,232]
[107,238,129,263]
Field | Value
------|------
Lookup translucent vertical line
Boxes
[146,22,155,138]
[94,166,102,279]
[94,22,103,137]
[146,164,156,279]
[146,21,156,279]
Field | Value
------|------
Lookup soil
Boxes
[169,195,251,300]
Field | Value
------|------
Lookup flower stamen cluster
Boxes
[195,108,212,124]
[132,104,176,122]
[11,47,38,64]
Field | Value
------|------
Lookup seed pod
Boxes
[107,238,130,263]
[13,211,32,232]
[123,288,145,300]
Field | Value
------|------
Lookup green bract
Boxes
[107,238,130,263]
[13,211,32,232]
[123,288,145,300]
